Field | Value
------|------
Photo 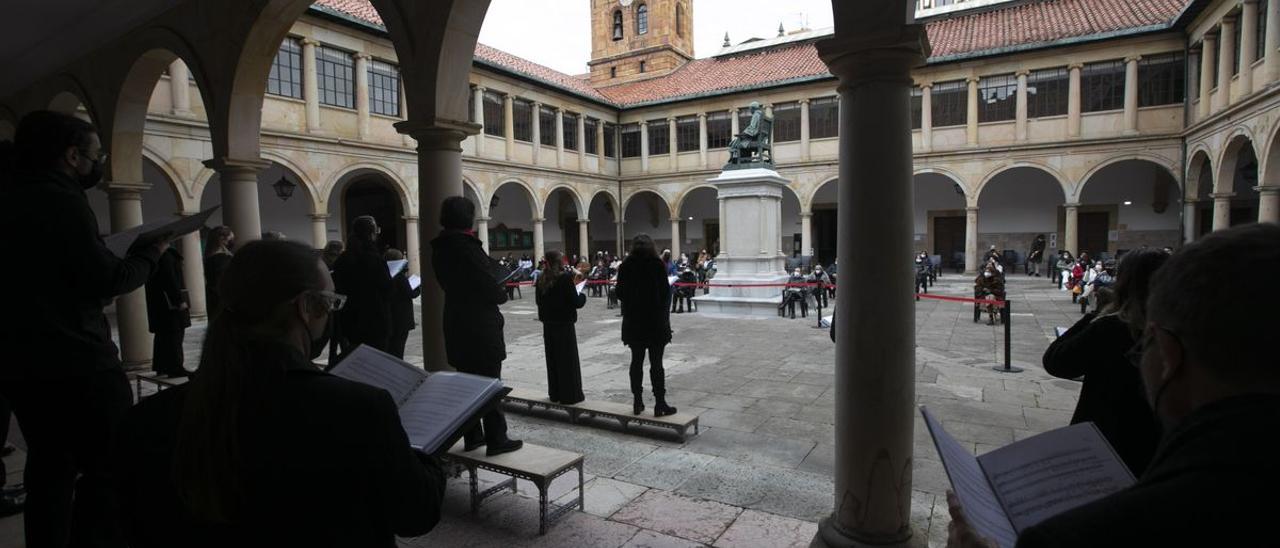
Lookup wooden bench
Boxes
[133,372,188,397]
[503,388,700,441]
[442,441,583,535]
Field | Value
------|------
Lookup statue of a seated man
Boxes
[726,101,773,169]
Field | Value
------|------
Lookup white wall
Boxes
[207,163,316,242]
[914,173,967,234]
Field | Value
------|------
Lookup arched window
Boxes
[612,10,624,41]
[676,4,684,38]
[637,4,648,35]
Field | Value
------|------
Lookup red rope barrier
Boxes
[508,278,1004,307]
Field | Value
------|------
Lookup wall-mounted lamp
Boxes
[272,176,296,201]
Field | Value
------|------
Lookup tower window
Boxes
[612,10,623,41]
[639,61,646,73]
[611,66,617,78]
[637,4,648,35]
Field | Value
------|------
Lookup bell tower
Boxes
[588,0,694,85]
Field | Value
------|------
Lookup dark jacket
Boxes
[389,271,420,334]
[535,272,586,323]
[1043,312,1159,475]
[431,230,508,367]
[0,169,160,380]
[115,341,445,548]
[146,247,191,333]
[1028,237,1046,262]
[333,245,393,352]
[1017,394,1280,548]
[203,252,233,321]
[616,255,672,347]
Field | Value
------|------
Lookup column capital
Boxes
[1015,69,1030,77]
[595,118,604,127]
[476,216,491,222]
[309,213,329,220]
[532,100,542,108]
[1125,55,1142,63]
[1244,0,1259,5]
[918,81,933,89]
[203,157,271,173]
[401,215,419,222]
[106,185,146,200]
[354,52,372,61]
[554,106,564,113]
[966,206,979,213]
[578,218,591,224]
[800,211,813,218]
[473,84,487,93]
[502,94,513,103]
[667,116,677,123]
[697,112,707,119]
[1068,62,1084,70]
[532,217,546,224]
[814,25,928,86]
[300,38,319,47]
[965,75,980,84]
[799,97,812,104]
[729,107,739,114]
[1204,31,1219,43]
[638,119,648,127]
[1222,14,1238,26]
[395,118,481,149]
[1256,185,1280,194]
[1064,202,1081,209]
[1210,191,1237,199]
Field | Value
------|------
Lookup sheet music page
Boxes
[408,274,421,291]
[978,422,1135,533]
[575,280,587,295]
[398,372,503,453]
[103,206,221,258]
[328,345,427,405]
[667,275,678,286]
[921,407,1018,548]
[387,259,408,277]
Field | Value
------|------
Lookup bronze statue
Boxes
[726,101,773,170]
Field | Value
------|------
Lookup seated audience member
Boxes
[949,223,1280,547]
[974,263,1005,325]
[1043,248,1168,476]
[115,240,445,548]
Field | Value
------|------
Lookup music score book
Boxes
[104,206,220,258]
[331,345,510,455]
[920,406,1135,548]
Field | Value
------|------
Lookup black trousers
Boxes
[629,343,666,397]
[542,322,584,404]
[0,368,132,548]
[150,324,185,376]
[455,359,509,444]
[388,329,411,360]
[0,394,9,487]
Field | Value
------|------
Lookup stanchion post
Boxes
[992,298,1022,373]
[812,283,826,329]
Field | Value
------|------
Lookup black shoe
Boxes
[654,402,678,417]
[486,439,523,457]
[463,436,486,452]
[633,395,645,415]
[1,444,14,457]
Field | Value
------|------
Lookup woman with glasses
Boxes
[115,240,444,547]
[1042,248,1170,476]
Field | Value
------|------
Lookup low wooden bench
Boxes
[442,441,584,535]
[133,372,188,397]
[503,388,700,441]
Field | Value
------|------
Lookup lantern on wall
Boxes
[272,176,297,202]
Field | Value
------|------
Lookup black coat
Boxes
[535,272,586,323]
[431,230,508,367]
[616,255,672,347]
[389,271,420,333]
[333,246,393,352]
[1042,312,1159,475]
[0,169,160,380]
[203,252,233,321]
[146,247,191,333]
[115,341,444,548]
[1016,395,1280,547]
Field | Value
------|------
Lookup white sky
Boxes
[478,0,835,76]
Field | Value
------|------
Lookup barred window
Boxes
[367,59,400,116]
[563,112,579,151]
[604,122,618,158]
[620,123,641,158]
[316,46,354,108]
[267,38,302,99]
[468,88,475,123]
[931,80,966,127]
[1138,52,1186,107]
[909,88,922,130]
[482,90,504,136]
[539,107,556,146]
[977,74,1017,123]
[706,111,731,148]
[773,102,800,141]
[1027,68,1069,117]
[512,98,532,141]
[1260,0,1270,61]
[1082,60,1125,112]
[676,116,699,151]
[648,119,669,155]
[585,118,598,154]
[809,96,839,138]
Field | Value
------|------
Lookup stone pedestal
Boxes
[694,168,790,317]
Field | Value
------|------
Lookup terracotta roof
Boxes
[311,0,1191,108]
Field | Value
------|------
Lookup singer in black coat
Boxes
[333,244,393,353]
[535,271,587,404]
[145,246,192,377]
[387,270,421,360]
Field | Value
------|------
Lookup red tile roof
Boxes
[312,0,1191,107]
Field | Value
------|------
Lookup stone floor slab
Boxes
[612,490,742,544]
[713,509,819,548]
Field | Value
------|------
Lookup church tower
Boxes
[588,0,694,85]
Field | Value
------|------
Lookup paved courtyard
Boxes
[1,272,1087,547]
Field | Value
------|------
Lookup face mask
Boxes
[983,272,992,278]
[79,156,104,190]
[302,308,332,361]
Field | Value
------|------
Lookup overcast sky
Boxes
[478,0,835,75]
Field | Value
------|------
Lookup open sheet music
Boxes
[920,407,1134,548]
[330,345,510,455]
[104,206,220,258]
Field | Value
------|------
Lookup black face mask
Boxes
[79,157,104,190]
[304,312,333,361]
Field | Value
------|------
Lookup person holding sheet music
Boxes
[535,250,587,405]
[616,234,678,417]
[115,240,445,548]
[432,196,523,456]
[385,248,420,360]
[333,215,393,354]
[145,243,192,378]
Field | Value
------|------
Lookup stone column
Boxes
[531,102,542,165]
[533,218,545,261]
[204,158,268,248]
[799,99,812,160]
[107,186,152,367]
[669,218,681,258]
[472,86,486,155]
[668,116,678,167]
[355,53,371,140]
[730,107,740,136]
[717,197,727,258]
[579,114,588,170]
[811,22,925,547]
[800,212,812,256]
[1183,200,1199,243]
[1212,192,1234,231]
[168,60,191,117]
[1257,186,1280,223]
[477,216,491,254]
[1015,70,1029,141]
[302,39,321,133]
[555,108,565,168]
[698,113,709,168]
[965,206,979,274]
[1242,0,1259,95]
[579,219,590,259]
[178,222,207,319]
[920,84,933,152]
[1064,203,1080,254]
[310,213,328,249]
[596,119,606,174]
[503,94,515,160]
[1267,0,1280,83]
[404,215,420,276]
[639,120,650,172]
[1067,63,1082,138]
[1200,36,1217,121]
[1217,17,1236,111]
[1124,56,1140,134]
[394,120,472,371]
[966,75,979,145]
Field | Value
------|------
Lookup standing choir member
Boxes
[146,243,192,377]
[203,226,235,322]
[333,216,392,354]
[384,248,420,360]
[535,250,587,405]
[616,234,677,417]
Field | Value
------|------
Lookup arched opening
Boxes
[612,9,624,41]
[323,171,405,253]
[1078,160,1180,253]
[1187,151,1214,238]
[678,187,719,257]
[914,172,968,269]
[544,187,583,258]
[811,178,838,266]
[203,161,316,243]
[488,181,538,259]
[977,167,1068,264]
[587,190,620,257]
[623,190,671,252]
[48,90,92,121]
[463,181,483,215]
[781,185,802,258]
[1217,136,1260,228]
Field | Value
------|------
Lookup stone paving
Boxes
[0,272,1086,547]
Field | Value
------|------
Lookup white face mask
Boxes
[983,272,993,278]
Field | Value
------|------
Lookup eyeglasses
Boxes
[310,290,347,312]
[80,149,108,164]
[1125,324,1178,368]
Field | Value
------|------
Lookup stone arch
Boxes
[323,163,412,214]
[1215,131,1260,194]
[1075,155,1180,203]
[621,189,673,221]
[260,149,323,214]
[490,178,541,219]
[805,174,840,212]
[110,45,209,188]
[974,162,1070,204]
[462,176,485,216]
[1185,146,1214,200]
[543,184,587,218]
[587,188,621,223]
[44,74,97,122]
[1264,120,1280,190]
[674,184,718,215]
[140,145,190,206]
[913,166,970,197]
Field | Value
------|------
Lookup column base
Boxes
[811,516,921,548]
